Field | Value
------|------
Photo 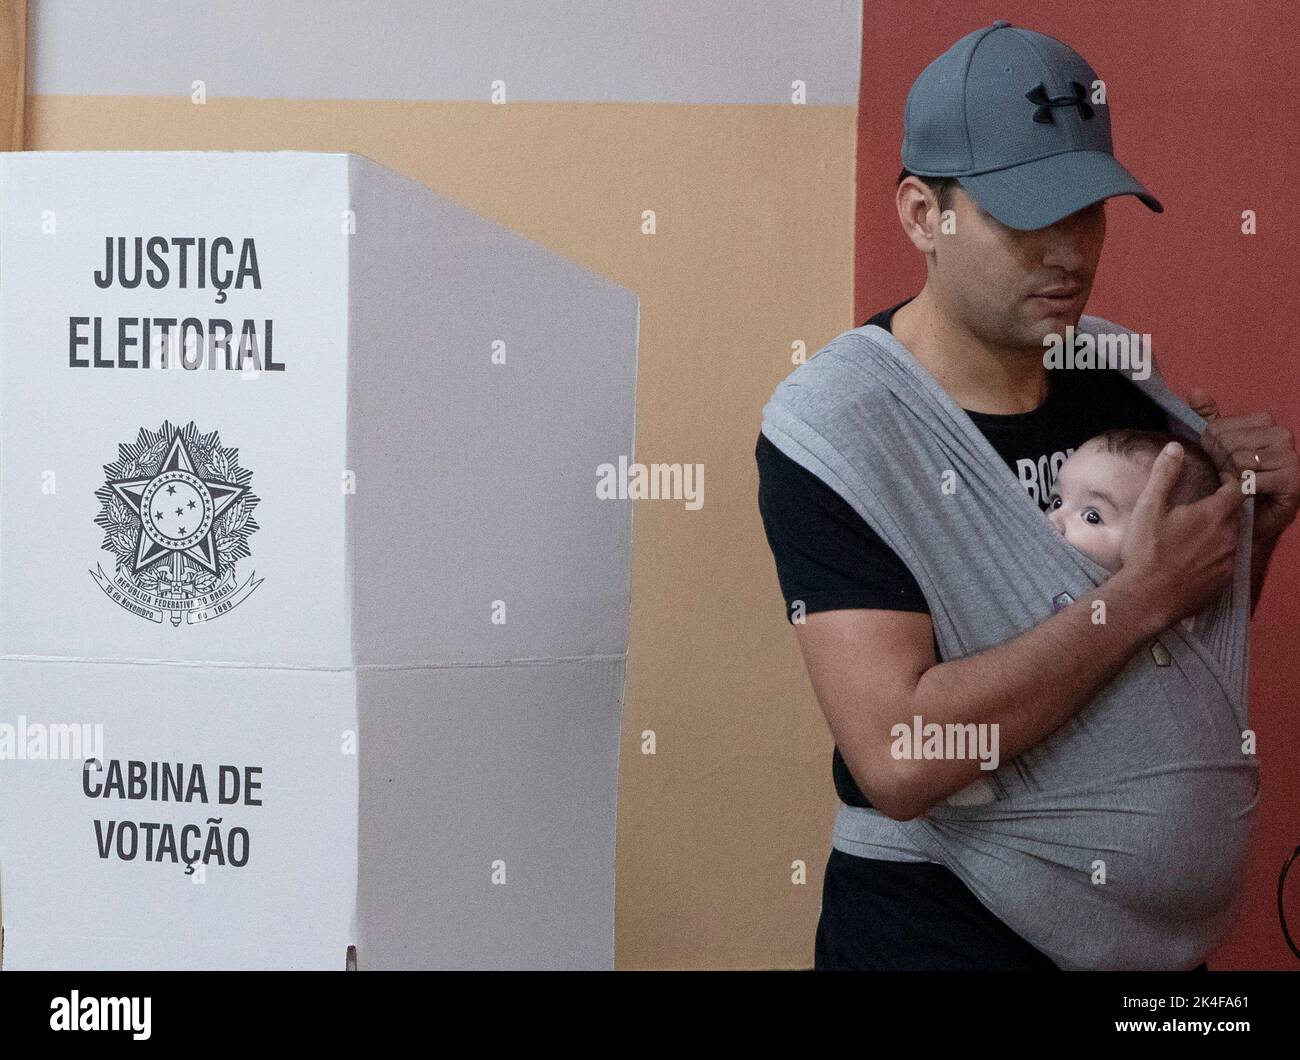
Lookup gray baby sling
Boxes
[761,315,1258,970]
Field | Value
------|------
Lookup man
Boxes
[756,20,1298,970]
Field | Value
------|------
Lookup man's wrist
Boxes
[1096,568,1171,641]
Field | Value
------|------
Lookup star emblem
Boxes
[108,430,247,575]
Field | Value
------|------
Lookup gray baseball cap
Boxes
[902,20,1162,230]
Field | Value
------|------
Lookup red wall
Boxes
[856,2,1300,969]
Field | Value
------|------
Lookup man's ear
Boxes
[896,176,944,253]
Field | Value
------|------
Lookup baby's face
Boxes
[1046,441,1148,572]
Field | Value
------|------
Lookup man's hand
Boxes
[1118,441,1246,627]
[1187,387,1300,544]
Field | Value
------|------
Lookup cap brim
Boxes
[958,150,1163,231]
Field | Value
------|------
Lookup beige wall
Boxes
[0,0,22,148]
[20,1,861,968]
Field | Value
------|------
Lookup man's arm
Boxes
[798,574,1166,820]
[795,442,1246,822]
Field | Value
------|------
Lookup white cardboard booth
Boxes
[0,151,639,969]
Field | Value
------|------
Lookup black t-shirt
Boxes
[756,300,1169,808]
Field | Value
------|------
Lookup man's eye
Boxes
[1082,508,1102,525]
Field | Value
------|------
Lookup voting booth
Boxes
[0,151,639,969]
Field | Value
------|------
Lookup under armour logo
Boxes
[1025,81,1094,124]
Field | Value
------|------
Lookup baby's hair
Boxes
[1093,429,1219,505]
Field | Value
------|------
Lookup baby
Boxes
[1046,428,1221,573]
[947,429,1221,810]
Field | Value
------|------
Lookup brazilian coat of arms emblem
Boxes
[91,421,263,625]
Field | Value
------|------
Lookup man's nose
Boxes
[1041,237,1087,275]
[1040,206,1103,272]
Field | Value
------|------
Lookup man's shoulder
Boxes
[763,324,900,419]
[763,301,906,412]
[755,427,816,486]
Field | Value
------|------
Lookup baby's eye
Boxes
[1082,508,1103,525]
[1048,496,1062,510]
